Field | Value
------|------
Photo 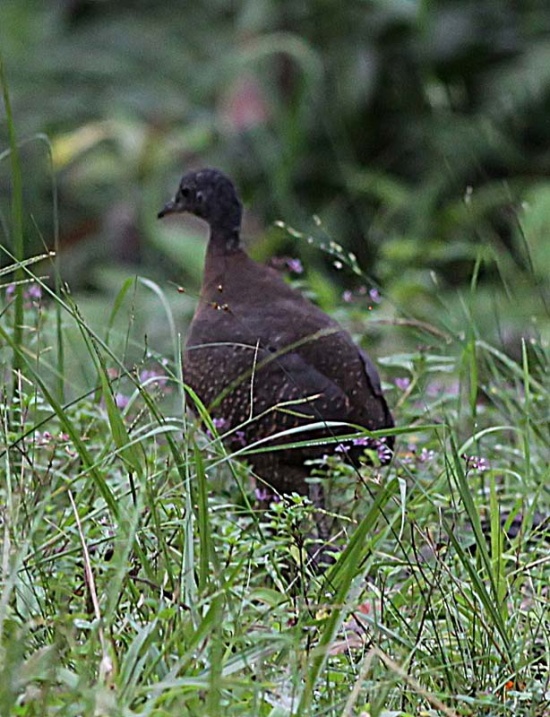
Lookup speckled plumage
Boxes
[159,168,394,498]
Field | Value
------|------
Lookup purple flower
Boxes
[24,288,42,310]
[419,448,435,463]
[27,284,42,301]
[206,416,228,439]
[34,431,52,446]
[463,454,489,472]
[286,258,303,274]
[369,288,381,303]
[139,369,168,387]
[377,443,393,463]
[342,290,353,303]
[233,430,247,446]
[35,431,72,447]
[395,377,411,391]
[351,436,393,463]
[5,283,42,304]
[426,381,443,397]
[115,393,129,409]
[335,442,350,453]
[255,487,272,502]
[427,380,460,397]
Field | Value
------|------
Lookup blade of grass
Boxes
[489,471,507,619]
[0,54,25,393]
[193,442,214,593]
[0,322,120,519]
[297,477,398,716]
[68,293,145,480]
[445,443,513,662]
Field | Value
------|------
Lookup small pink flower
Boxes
[255,487,272,502]
[419,448,435,462]
[286,258,303,275]
[463,454,489,472]
[27,284,42,301]
[35,431,52,446]
[207,416,228,439]
[335,443,350,453]
[233,430,246,446]
[377,443,392,463]
[115,393,129,409]
[140,369,168,387]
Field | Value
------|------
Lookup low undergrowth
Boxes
[0,254,548,716]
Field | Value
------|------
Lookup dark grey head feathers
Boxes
[158,168,242,241]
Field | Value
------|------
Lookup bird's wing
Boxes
[358,347,384,397]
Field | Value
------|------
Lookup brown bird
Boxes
[158,168,394,526]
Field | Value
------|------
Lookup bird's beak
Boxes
[157,199,177,219]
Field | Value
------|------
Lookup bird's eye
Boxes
[180,186,190,199]
[196,190,204,204]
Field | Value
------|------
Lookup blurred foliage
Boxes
[0,0,549,346]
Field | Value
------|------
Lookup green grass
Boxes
[1,83,550,717]
[1,236,549,717]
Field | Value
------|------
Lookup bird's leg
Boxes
[308,480,336,567]
[308,480,329,540]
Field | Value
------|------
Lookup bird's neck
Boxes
[206,226,241,257]
[201,230,248,303]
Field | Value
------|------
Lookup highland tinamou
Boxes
[158,168,394,528]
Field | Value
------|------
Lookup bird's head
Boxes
[158,168,242,241]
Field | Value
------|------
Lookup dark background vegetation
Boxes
[1,0,549,358]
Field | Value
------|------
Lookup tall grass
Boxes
[0,54,24,393]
